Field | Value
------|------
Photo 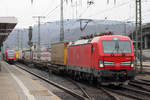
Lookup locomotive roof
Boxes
[99,35,131,40]
[69,35,131,46]
[91,35,131,43]
[69,39,91,46]
[6,49,15,52]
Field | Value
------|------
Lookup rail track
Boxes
[102,78,150,100]
[131,79,150,86]
[128,79,150,92]
[66,77,150,100]
[64,78,93,100]
[139,78,150,83]
[142,71,150,75]
[15,64,88,100]
[66,77,119,100]
[16,62,150,100]
[15,63,119,100]
[104,85,150,100]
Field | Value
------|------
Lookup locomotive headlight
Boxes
[130,61,134,68]
[131,63,134,68]
[100,64,104,68]
[99,60,104,68]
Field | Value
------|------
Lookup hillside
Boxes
[4,19,135,49]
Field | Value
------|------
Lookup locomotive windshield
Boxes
[7,50,15,57]
[102,40,131,53]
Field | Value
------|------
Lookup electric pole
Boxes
[60,0,64,41]
[20,30,23,50]
[124,22,126,36]
[76,1,78,19]
[17,30,20,50]
[33,16,45,54]
[135,0,142,73]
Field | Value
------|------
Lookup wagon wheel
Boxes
[88,75,94,85]
[97,77,102,87]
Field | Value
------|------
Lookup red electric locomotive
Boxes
[5,49,16,64]
[67,35,135,85]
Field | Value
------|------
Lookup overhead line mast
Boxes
[135,0,142,73]
[17,30,20,50]
[60,0,64,41]
[32,16,45,54]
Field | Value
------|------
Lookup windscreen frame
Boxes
[102,40,132,54]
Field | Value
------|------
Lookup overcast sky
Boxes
[0,0,149,28]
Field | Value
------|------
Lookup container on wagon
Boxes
[51,41,68,65]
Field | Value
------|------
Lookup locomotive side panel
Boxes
[67,44,92,68]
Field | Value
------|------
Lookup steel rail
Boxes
[140,79,150,82]
[104,87,145,100]
[131,80,150,86]
[67,77,119,100]
[66,78,93,100]
[128,82,150,92]
[99,87,120,100]
[121,85,150,96]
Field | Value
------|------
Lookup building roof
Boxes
[0,17,17,46]
[143,23,150,29]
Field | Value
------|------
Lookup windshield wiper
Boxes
[111,48,116,56]
[119,48,126,56]
[111,40,119,56]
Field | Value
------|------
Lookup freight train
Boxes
[18,34,135,85]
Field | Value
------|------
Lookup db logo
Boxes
[116,63,120,66]
[126,57,131,60]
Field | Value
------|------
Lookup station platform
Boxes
[0,61,61,100]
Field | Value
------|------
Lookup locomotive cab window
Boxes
[102,40,131,53]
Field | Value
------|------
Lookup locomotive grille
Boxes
[103,61,131,66]
[104,61,114,66]
[120,61,131,66]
